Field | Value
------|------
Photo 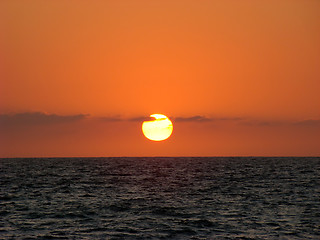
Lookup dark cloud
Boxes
[241,119,320,127]
[171,115,320,127]
[2,112,319,129]
[294,119,320,126]
[131,115,219,122]
[99,115,244,123]
[97,116,123,122]
[123,115,212,122]
[128,116,153,122]
[94,116,152,122]
[173,115,212,122]
[240,120,282,127]
[0,112,88,125]
[173,115,244,122]
[216,117,244,121]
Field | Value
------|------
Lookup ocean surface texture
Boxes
[1,157,319,239]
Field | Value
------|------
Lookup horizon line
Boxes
[1,156,319,159]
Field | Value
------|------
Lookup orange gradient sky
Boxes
[1,0,320,157]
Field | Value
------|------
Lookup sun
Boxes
[142,114,173,141]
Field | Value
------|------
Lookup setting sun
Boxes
[142,114,173,141]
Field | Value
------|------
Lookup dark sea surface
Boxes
[0,157,319,240]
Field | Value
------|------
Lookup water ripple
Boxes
[0,157,319,239]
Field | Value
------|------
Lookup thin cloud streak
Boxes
[241,119,320,127]
[173,116,212,122]
[97,116,123,122]
[172,116,244,122]
[128,116,153,122]
[294,119,320,126]
[1,112,319,128]
[0,112,88,125]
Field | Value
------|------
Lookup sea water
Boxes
[1,157,319,239]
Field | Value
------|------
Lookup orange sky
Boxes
[1,0,320,157]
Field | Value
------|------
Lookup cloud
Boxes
[240,120,282,127]
[128,116,153,122]
[2,112,319,129]
[294,119,320,126]
[172,115,244,122]
[96,114,245,123]
[0,112,88,125]
[170,115,320,127]
[241,119,320,127]
[130,115,223,122]
[108,115,243,123]
[97,116,123,122]
[173,115,212,122]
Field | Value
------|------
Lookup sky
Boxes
[1,0,320,157]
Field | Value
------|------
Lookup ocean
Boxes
[0,157,319,239]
